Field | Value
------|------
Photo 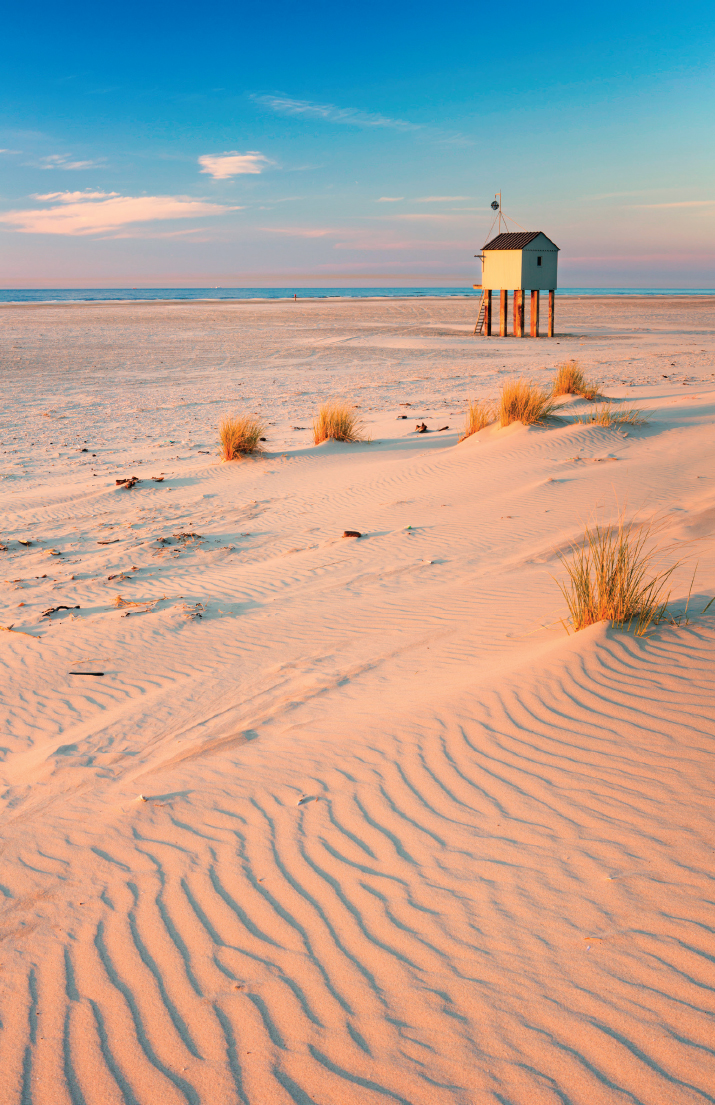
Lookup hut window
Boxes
[537,256,542,266]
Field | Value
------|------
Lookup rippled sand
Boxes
[1,295,714,1104]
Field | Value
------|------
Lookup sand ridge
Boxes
[0,296,714,1103]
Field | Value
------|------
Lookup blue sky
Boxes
[1,0,714,286]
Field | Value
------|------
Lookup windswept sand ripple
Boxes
[1,297,714,1103]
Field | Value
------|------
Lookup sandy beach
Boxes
[1,294,714,1104]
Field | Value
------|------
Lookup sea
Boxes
[0,287,713,304]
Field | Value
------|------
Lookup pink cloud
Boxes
[262,226,337,238]
[0,191,240,236]
[33,190,118,202]
[334,236,464,251]
[373,213,466,221]
[626,200,715,209]
[260,223,465,250]
[198,151,270,179]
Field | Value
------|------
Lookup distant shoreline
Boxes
[1,286,715,306]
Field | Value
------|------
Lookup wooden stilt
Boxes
[499,289,507,337]
[530,289,539,337]
[513,290,524,337]
[484,290,492,336]
[548,290,555,337]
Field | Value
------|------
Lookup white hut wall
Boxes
[481,250,522,290]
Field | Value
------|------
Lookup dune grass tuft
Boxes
[557,516,679,636]
[552,360,598,400]
[219,414,265,460]
[313,401,363,445]
[499,379,557,427]
[460,399,493,440]
[576,403,648,427]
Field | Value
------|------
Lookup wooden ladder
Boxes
[473,291,487,335]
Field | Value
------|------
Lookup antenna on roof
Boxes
[491,192,503,234]
[482,192,504,245]
[481,192,527,248]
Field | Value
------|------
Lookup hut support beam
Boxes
[499,290,508,337]
[484,290,492,335]
[514,290,524,337]
[548,290,555,337]
[530,290,539,337]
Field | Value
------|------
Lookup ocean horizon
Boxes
[1,286,714,304]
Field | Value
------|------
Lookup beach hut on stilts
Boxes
[473,194,559,337]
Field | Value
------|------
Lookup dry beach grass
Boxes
[577,401,650,427]
[499,377,557,426]
[313,399,363,444]
[218,413,265,459]
[557,514,679,635]
[552,358,599,399]
[460,398,493,439]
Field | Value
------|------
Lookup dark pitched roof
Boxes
[483,231,558,251]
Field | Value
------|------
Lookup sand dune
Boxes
[1,295,714,1103]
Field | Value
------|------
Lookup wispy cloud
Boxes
[625,200,715,208]
[198,151,271,179]
[263,226,337,238]
[583,189,651,200]
[110,227,213,240]
[0,190,239,236]
[252,94,420,131]
[416,195,472,202]
[259,224,463,252]
[373,213,464,221]
[34,190,114,201]
[38,153,106,170]
[334,236,463,251]
[253,93,472,146]
[377,196,404,202]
